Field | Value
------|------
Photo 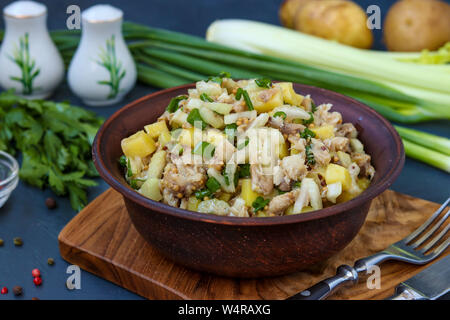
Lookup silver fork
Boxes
[288,196,450,300]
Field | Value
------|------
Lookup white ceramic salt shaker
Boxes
[0,1,64,99]
[68,5,137,107]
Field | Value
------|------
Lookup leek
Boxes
[402,140,450,173]
[206,20,450,101]
[395,126,450,173]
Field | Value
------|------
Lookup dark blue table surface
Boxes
[0,0,448,300]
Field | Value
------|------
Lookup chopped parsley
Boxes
[252,196,270,212]
[305,144,316,166]
[303,112,314,125]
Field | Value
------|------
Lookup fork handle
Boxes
[287,265,358,300]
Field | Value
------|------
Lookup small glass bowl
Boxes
[0,151,19,208]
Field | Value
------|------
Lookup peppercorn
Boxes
[31,268,41,278]
[13,237,23,246]
[0,239,4,246]
[31,297,39,300]
[33,277,42,286]
[12,286,22,296]
[45,197,57,209]
[47,258,55,266]
[1,287,8,294]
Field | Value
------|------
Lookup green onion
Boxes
[273,111,287,120]
[187,108,208,130]
[126,158,133,178]
[255,78,272,88]
[206,20,450,102]
[118,155,127,167]
[200,93,214,102]
[194,188,212,200]
[225,123,237,143]
[395,126,450,156]
[238,164,251,178]
[402,140,450,173]
[237,137,249,150]
[206,177,221,193]
[236,88,254,111]
[192,141,215,159]
[167,95,188,113]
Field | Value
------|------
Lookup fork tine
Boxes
[410,209,449,249]
[404,196,450,244]
[426,237,450,259]
[420,224,450,253]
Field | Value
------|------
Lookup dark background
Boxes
[0,0,448,300]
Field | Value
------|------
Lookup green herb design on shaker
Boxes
[96,35,126,99]
[8,33,40,95]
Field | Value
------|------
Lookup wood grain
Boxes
[58,189,448,300]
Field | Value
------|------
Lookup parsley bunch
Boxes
[0,90,104,211]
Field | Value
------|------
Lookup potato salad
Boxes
[120,76,375,217]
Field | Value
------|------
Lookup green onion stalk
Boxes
[1,23,449,172]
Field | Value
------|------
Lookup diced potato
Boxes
[276,82,304,106]
[326,182,342,203]
[278,141,289,159]
[178,128,195,148]
[337,151,352,168]
[139,178,162,201]
[357,177,371,191]
[311,125,335,140]
[218,193,233,202]
[170,109,188,128]
[350,138,364,153]
[121,130,156,158]
[144,121,169,139]
[196,80,223,97]
[251,88,284,113]
[205,102,233,115]
[325,163,352,191]
[240,178,261,207]
[158,130,172,147]
[187,196,200,212]
[272,105,310,121]
[197,199,230,216]
[224,110,257,124]
[147,151,166,179]
[199,107,224,129]
[205,129,226,146]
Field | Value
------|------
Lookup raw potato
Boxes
[295,0,374,49]
[279,0,318,29]
[384,0,450,52]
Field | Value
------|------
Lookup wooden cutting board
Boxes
[58,189,448,300]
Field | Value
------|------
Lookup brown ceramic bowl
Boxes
[92,83,404,278]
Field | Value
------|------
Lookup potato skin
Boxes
[279,0,317,29]
[384,0,450,52]
[294,0,373,49]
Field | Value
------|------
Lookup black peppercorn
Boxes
[45,197,57,209]
[12,286,23,296]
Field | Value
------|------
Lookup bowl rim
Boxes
[93,83,405,227]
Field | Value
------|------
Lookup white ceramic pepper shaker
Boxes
[0,1,64,99]
[68,5,137,107]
